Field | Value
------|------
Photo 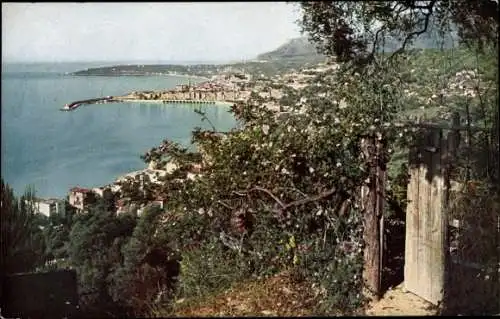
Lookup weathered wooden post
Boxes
[361,132,386,300]
[404,114,459,306]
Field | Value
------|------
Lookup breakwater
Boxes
[61,96,116,111]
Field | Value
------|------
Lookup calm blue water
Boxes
[1,63,237,198]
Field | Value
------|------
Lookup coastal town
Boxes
[61,60,334,111]
[45,53,482,219]
[41,60,337,217]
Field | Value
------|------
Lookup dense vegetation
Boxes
[2,1,498,317]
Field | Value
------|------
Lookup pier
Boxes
[61,96,115,111]
[162,99,216,104]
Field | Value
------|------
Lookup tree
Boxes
[299,1,498,66]
[1,180,48,313]
[108,205,181,315]
[67,204,136,316]
[0,180,46,275]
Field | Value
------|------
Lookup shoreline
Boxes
[62,74,243,110]
[115,98,235,106]
[70,72,210,82]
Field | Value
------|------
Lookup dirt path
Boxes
[171,274,438,317]
[366,283,437,316]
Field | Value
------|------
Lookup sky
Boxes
[2,2,303,63]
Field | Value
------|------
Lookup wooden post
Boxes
[404,122,452,306]
[361,133,386,300]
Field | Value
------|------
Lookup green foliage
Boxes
[299,1,498,65]
[33,3,498,316]
[40,203,77,264]
[175,238,253,300]
[0,180,46,275]
[133,60,414,313]
[106,205,182,316]
[135,42,497,314]
[68,205,136,315]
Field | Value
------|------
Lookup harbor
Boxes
[60,72,253,112]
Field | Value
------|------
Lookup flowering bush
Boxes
[133,56,423,314]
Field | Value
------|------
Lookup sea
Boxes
[1,62,238,199]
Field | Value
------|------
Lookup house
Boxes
[137,197,167,216]
[32,198,66,217]
[92,187,112,198]
[68,187,95,212]
[116,197,132,215]
[151,196,167,209]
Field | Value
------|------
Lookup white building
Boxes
[33,198,66,217]
[69,187,94,212]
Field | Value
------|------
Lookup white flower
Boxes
[339,99,347,109]
[198,208,205,215]
[309,167,315,173]
[336,162,342,168]
[262,124,270,135]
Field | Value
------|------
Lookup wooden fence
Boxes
[360,112,498,313]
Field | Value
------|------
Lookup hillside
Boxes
[255,31,457,62]
[256,37,324,61]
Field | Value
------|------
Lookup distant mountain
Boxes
[257,30,458,63]
[256,37,324,61]
[379,29,459,53]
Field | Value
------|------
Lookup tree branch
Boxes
[389,0,437,60]
[246,186,338,211]
[250,186,286,209]
[216,200,234,210]
[283,186,337,210]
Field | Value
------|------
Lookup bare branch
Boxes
[244,185,338,212]
[276,186,308,199]
[216,200,234,210]
[283,186,337,210]
[250,186,286,209]
[231,190,248,197]
[389,0,437,60]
